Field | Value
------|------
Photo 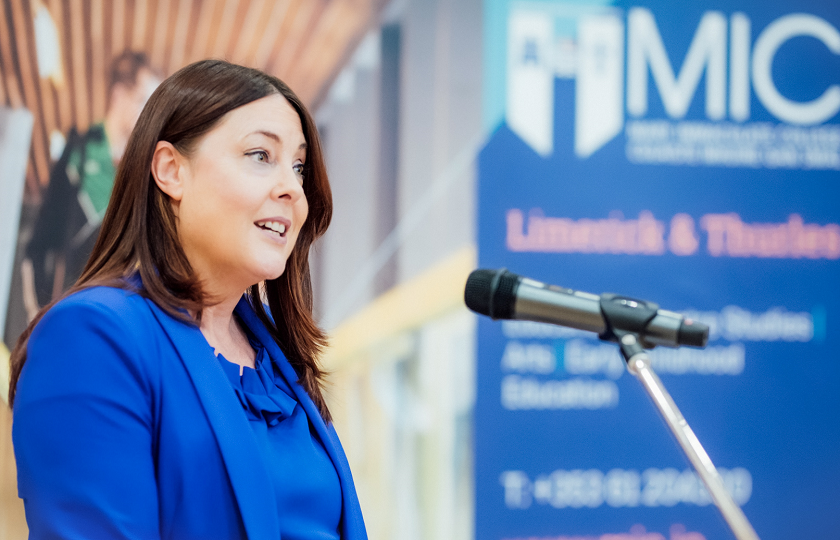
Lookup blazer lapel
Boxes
[145,299,280,540]
[236,299,368,540]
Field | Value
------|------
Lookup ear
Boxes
[151,141,186,202]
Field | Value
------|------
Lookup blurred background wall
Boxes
[312,2,482,538]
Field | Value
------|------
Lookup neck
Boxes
[198,291,256,371]
[199,295,242,342]
[194,268,257,366]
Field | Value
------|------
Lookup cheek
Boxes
[195,162,257,212]
[285,197,309,250]
[299,196,309,223]
[295,197,309,236]
[181,172,251,243]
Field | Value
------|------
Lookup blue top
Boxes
[216,336,341,540]
[12,286,368,540]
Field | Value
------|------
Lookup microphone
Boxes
[464,268,708,349]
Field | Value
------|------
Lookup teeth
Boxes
[258,221,287,235]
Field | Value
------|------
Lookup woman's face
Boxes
[175,94,309,292]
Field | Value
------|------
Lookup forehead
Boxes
[218,94,304,141]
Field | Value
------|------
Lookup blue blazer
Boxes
[13,285,367,540]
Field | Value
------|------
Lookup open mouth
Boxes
[255,219,288,237]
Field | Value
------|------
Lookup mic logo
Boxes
[506,6,840,169]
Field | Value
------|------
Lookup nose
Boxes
[270,167,306,202]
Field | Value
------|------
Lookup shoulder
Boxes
[18,285,164,410]
[42,285,150,326]
[30,285,161,362]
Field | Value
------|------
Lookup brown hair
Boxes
[9,60,333,421]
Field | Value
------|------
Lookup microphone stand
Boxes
[612,331,760,540]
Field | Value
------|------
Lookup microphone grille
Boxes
[464,268,520,319]
[464,269,495,316]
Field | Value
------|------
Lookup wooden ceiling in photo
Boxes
[0,0,387,202]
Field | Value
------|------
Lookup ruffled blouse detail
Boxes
[217,344,298,426]
[214,327,342,540]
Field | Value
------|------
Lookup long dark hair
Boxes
[9,60,334,421]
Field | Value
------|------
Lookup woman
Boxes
[8,60,367,540]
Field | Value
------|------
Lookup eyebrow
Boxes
[250,130,279,142]
[249,130,307,150]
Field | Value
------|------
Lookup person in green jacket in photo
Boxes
[22,51,160,315]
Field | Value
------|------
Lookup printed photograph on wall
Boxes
[0,0,377,348]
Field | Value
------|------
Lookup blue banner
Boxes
[476,1,840,539]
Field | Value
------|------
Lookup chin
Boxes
[244,251,292,284]
[257,263,288,283]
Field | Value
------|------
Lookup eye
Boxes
[293,162,305,180]
[247,150,270,163]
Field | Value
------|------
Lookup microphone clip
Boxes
[598,293,660,352]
